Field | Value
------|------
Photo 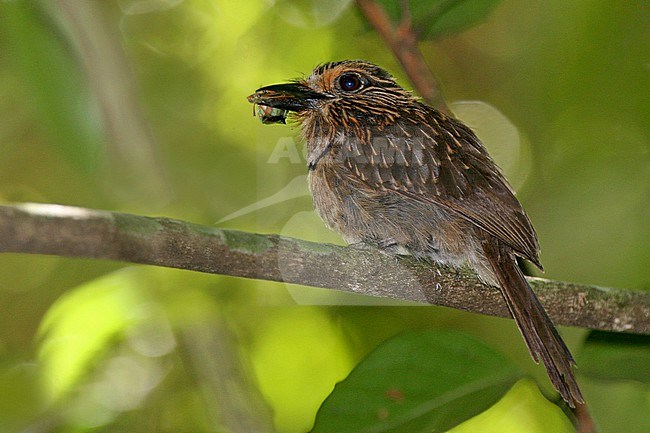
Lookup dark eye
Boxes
[338,73,363,92]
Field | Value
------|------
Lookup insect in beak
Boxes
[252,103,288,124]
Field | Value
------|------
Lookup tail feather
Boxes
[482,239,584,407]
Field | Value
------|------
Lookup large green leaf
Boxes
[38,268,147,402]
[377,0,502,40]
[579,330,650,384]
[311,330,522,433]
[577,331,650,433]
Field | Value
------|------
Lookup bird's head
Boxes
[247,60,418,129]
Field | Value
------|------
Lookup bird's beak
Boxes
[247,82,327,112]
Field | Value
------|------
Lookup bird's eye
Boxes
[338,73,363,92]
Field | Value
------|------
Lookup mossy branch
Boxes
[0,203,648,334]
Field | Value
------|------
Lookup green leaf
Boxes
[577,331,650,433]
[377,0,502,40]
[579,330,650,384]
[311,330,522,433]
[449,379,575,433]
[38,268,146,402]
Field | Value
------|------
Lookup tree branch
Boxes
[0,203,648,334]
[355,0,451,114]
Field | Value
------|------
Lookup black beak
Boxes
[247,82,328,112]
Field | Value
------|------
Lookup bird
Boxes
[247,60,584,407]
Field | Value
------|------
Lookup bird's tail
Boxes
[481,239,584,407]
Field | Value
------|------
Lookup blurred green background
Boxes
[0,1,648,432]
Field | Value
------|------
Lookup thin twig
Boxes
[355,0,451,114]
[574,404,598,433]
[0,203,648,334]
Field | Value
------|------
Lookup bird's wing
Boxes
[338,113,542,267]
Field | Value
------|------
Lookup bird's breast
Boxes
[307,151,364,244]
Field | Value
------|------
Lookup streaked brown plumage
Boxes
[248,60,584,407]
